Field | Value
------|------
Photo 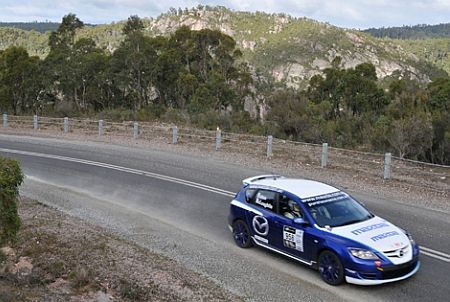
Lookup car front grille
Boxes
[383,245,410,259]
[381,259,418,279]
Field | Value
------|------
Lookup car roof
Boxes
[249,177,340,200]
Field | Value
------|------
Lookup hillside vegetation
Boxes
[0,8,449,165]
[363,23,450,76]
[0,22,60,33]
[0,6,446,85]
[364,23,450,39]
[1,13,450,165]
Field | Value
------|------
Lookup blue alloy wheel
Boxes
[233,220,253,248]
[318,251,344,285]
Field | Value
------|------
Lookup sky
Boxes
[0,0,449,29]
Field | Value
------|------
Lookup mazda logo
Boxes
[252,215,269,236]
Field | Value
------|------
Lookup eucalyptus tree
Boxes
[0,46,42,115]
[111,15,159,115]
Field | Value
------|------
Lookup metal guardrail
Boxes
[2,114,449,194]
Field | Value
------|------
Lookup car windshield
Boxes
[304,193,373,228]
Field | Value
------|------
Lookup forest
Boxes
[364,22,450,39]
[0,14,449,165]
[0,21,60,33]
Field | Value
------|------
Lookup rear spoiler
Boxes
[242,174,284,185]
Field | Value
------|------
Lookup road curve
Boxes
[1,134,449,302]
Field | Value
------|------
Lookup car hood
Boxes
[325,216,412,263]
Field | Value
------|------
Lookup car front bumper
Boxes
[345,259,420,285]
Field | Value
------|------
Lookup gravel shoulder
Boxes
[0,197,242,302]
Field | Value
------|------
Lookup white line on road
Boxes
[420,246,450,262]
[420,246,450,258]
[420,251,450,263]
[0,147,236,197]
[1,147,449,264]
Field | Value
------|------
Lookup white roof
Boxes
[248,177,340,200]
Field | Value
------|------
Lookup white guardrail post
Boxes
[384,152,392,179]
[2,113,7,128]
[33,115,38,130]
[64,117,69,133]
[98,120,104,136]
[321,143,328,168]
[172,126,178,144]
[133,122,139,139]
[267,135,273,158]
[215,128,221,150]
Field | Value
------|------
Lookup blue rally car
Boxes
[228,175,420,285]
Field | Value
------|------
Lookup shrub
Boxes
[0,156,23,245]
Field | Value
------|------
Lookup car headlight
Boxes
[348,248,379,260]
[400,228,416,246]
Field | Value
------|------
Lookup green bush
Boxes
[0,156,23,245]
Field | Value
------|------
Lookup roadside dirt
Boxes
[0,197,242,302]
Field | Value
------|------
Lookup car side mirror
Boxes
[293,217,308,225]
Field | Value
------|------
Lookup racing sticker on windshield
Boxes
[283,226,304,252]
[303,192,348,206]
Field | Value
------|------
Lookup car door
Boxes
[272,193,316,263]
[244,189,281,247]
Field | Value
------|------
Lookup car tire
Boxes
[318,250,345,285]
[232,220,253,248]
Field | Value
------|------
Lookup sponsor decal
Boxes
[255,199,273,210]
[351,222,389,235]
[254,235,269,244]
[303,192,348,206]
[252,215,269,236]
[283,226,304,252]
[371,231,400,242]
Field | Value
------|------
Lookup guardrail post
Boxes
[33,115,38,130]
[64,117,69,133]
[98,120,104,136]
[215,128,221,150]
[2,113,7,128]
[267,135,273,158]
[321,143,328,168]
[384,152,392,179]
[133,122,139,139]
[172,126,178,144]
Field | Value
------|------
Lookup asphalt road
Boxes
[1,134,449,301]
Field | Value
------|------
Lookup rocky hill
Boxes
[0,6,447,87]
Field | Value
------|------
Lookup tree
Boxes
[0,46,42,115]
[387,113,433,159]
[427,77,450,112]
[306,57,345,119]
[341,63,387,116]
[111,16,159,115]
[45,14,87,114]
[49,13,83,51]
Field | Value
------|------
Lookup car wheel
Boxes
[318,250,344,285]
[232,220,253,248]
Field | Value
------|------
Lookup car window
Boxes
[244,188,257,202]
[306,195,373,227]
[249,189,277,212]
[279,194,303,219]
